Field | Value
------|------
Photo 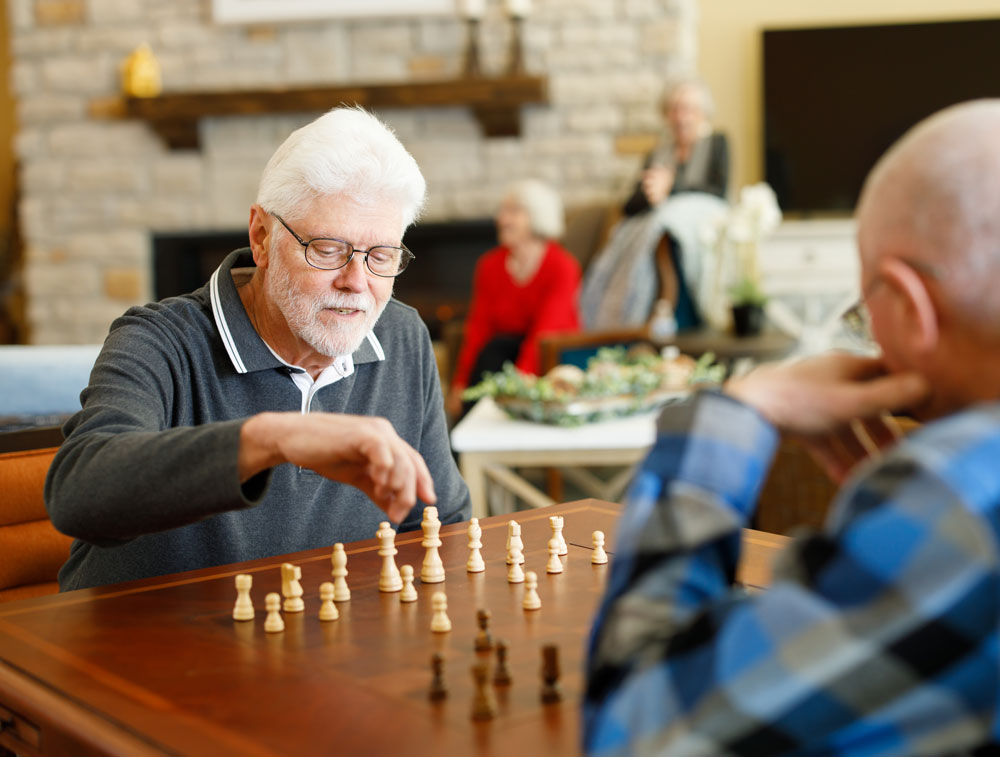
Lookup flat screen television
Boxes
[763,18,1000,215]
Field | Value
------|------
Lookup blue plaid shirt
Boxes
[584,391,999,755]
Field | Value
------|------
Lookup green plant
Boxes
[727,276,769,307]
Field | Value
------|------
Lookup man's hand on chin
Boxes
[724,352,931,482]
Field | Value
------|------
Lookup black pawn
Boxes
[493,639,512,686]
[474,608,494,652]
[429,652,447,702]
[540,644,562,703]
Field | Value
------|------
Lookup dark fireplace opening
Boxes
[152,218,497,340]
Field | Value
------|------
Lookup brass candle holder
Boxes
[507,15,525,75]
[463,17,482,78]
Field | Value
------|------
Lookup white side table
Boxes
[450,397,658,519]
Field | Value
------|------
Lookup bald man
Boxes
[584,100,1000,755]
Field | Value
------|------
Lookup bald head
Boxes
[857,100,1000,326]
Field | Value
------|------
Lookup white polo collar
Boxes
[208,249,386,375]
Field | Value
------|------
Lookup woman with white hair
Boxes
[447,179,581,418]
[623,77,729,216]
[580,77,730,332]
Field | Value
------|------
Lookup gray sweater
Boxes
[46,250,470,590]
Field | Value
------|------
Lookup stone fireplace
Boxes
[8,0,698,344]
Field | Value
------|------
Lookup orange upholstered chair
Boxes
[0,446,72,602]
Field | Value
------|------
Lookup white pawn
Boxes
[421,506,445,584]
[467,518,485,573]
[507,536,525,583]
[233,574,254,621]
[430,591,452,633]
[550,515,568,556]
[377,521,403,593]
[522,570,542,610]
[318,582,340,621]
[281,563,304,612]
[264,592,284,633]
[592,530,609,564]
[400,565,418,603]
[331,543,351,602]
[546,536,563,574]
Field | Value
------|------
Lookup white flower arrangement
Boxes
[701,183,782,318]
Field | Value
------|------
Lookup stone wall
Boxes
[8,0,698,343]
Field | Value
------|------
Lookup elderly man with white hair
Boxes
[46,107,470,591]
[584,100,1000,754]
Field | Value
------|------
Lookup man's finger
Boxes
[831,372,929,421]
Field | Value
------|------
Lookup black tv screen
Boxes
[763,18,1000,214]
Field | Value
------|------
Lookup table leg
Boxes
[459,452,490,519]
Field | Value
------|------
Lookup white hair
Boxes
[504,178,565,240]
[256,106,427,230]
[660,76,716,121]
[858,99,1000,326]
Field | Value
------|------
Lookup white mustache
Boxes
[316,294,374,312]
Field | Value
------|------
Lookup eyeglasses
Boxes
[840,258,944,347]
[841,299,875,347]
[271,213,414,278]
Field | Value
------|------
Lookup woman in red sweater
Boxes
[447,179,582,418]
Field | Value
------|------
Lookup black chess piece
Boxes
[474,608,494,652]
[470,661,497,721]
[493,639,512,686]
[429,652,447,702]
[540,644,562,703]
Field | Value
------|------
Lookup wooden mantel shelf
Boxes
[89,75,548,150]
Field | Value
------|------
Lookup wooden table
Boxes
[0,500,788,756]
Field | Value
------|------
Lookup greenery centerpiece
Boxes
[462,346,725,426]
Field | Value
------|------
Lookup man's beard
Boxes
[266,253,388,358]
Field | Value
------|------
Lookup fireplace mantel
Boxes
[89,75,548,150]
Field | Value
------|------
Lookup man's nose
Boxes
[333,254,369,291]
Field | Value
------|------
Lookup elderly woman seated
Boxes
[446,179,581,418]
[580,77,730,332]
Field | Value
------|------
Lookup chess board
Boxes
[0,500,786,756]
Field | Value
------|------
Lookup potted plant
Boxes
[701,182,781,335]
[727,276,769,337]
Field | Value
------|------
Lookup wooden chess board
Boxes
[0,500,786,756]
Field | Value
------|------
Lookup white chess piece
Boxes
[331,543,351,602]
[377,521,403,592]
[281,563,304,612]
[318,582,340,621]
[550,515,568,556]
[400,565,418,603]
[264,592,284,633]
[507,535,525,583]
[509,521,524,565]
[430,591,452,632]
[546,536,563,574]
[522,570,541,610]
[505,521,515,564]
[421,506,445,583]
[467,518,485,573]
[233,574,254,621]
[591,530,609,564]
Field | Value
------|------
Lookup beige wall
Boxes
[699,0,1000,194]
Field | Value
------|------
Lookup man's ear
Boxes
[248,205,271,269]
[878,257,939,355]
